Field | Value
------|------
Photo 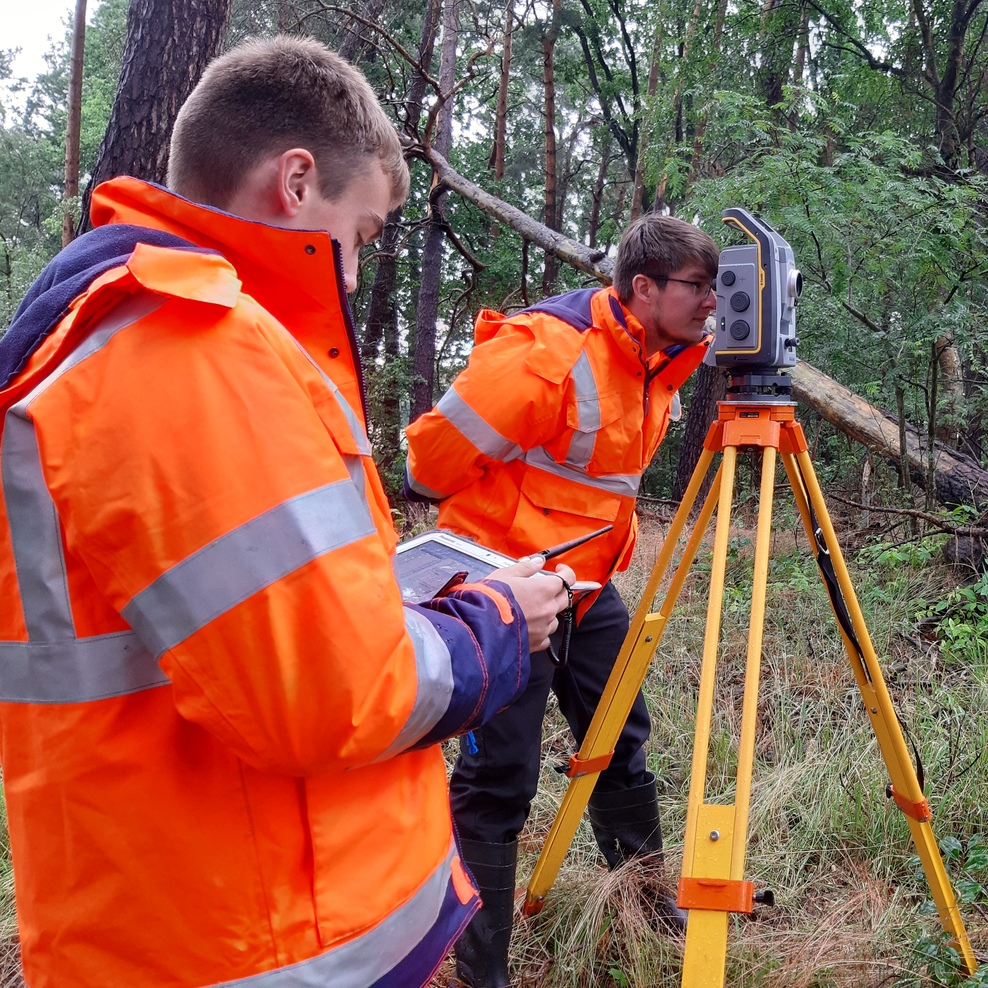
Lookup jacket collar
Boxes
[90,177,351,348]
[89,177,368,421]
[591,286,711,388]
[1,225,207,390]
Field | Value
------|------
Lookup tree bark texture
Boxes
[688,0,728,186]
[337,0,389,62]
[934,334,965,446]
[630,18,662,221]
[540,0,562,294]
[62,0,88,246]
[362,0,441,474]
[488,0,513,180]
[79,0,233,232]
[410,0,458,421]
[361,213,403,482]
[588,140,609,248]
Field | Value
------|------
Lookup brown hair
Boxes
[167,36,409,209]
[613,214,719,303]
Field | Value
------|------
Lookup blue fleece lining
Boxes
[1,225,209,388]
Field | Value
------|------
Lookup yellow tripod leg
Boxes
[524,450,721,915]
[782,448,978,974]
[680,444,777,987]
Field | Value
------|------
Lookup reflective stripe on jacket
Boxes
[404,287,709,587]
[0,177,530,988]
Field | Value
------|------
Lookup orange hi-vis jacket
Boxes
[405,287,710,590]
[0,177,533,988]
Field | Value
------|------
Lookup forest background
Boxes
[1,0,988,985]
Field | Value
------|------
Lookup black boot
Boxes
[588,772,665,866]
[587,773,687,932]
[454,838,517,987]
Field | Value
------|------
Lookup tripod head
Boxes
[705,208,802,399]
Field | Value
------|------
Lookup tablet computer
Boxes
[394,530,516,603]
[394,529,602,604]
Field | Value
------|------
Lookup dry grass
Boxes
[0,941,22,988]
[492,502,988,987]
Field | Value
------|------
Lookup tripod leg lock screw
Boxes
[754,890,776,907]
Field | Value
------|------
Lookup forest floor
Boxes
[431,499,988,987]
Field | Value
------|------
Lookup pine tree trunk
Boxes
[541,0,562,294]
[631,19,662,221]
[489,0,514,180]
[78,0,232,232]
[410,0,458,421]
[62,0,87,246]
[362,0,441,479]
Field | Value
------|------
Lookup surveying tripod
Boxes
[522,396,979,984]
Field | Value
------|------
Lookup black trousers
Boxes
[450,581,652,844]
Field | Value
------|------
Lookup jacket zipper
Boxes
[642,358,669,416]
[330,239,372,430]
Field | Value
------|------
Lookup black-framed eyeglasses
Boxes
[649,275,715,299]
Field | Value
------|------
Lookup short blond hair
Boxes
[167,36,409,209]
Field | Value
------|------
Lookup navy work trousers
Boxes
[449,581,652,844]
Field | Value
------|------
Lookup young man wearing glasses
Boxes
[404,213,719,988]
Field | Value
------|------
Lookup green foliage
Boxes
[909,836,988,986]
[922,570,988,665]
[859,535,947,571]
[1,0,125,330]
[682,94,988,444]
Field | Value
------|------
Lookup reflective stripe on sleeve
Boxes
[370,606,454,761]
[521,445,641,498]
[122,472,377,658]
[0,632,169,703]
[2,292,165,641]
[209,843,461,988]
[0,290,386,704]
[404,461,447,501]
[435,388,523,462]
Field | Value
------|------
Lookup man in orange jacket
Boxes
[405,213,719,986]
[0,36,573,988]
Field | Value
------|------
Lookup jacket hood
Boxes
[1,225,205,389]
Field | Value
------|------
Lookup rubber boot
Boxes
[454,838,517,988]
[587,773,687,932]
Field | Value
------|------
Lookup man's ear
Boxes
[274,148,318,219]
[630,272,656,305]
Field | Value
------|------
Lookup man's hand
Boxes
[493,557,577,653]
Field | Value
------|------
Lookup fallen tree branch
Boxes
[823,491,988,537]
[791,361,988,511]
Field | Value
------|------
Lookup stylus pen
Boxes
[534,525,613,562]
